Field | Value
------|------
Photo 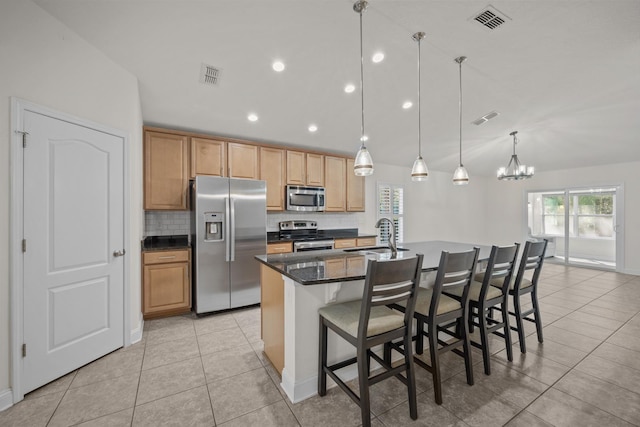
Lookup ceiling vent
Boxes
[472,110,500,126]
[200,63,221,86]
[471,5,511,30]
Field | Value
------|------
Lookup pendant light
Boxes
[452,56,469,186]
[497,131,535,180]
[410,32,428,181]
[353,0,374,176]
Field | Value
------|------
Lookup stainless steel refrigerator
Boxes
[191,176,266,314]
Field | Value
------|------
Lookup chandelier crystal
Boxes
[497,131,535,180]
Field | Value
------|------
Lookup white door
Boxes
[22,109,125,393]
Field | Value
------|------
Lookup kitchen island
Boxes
[255,240,491,403]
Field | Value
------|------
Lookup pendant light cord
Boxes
[417,37,422,157]
[359,5,365,147]
[458,58,463,166]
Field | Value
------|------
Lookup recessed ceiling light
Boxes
[248,113,258,122]
[272,61,285,72]
[372,52,385,63]
[344,84,355,93]
[402,101,413,109]
[308,124,318,133]
[360,135,369,142]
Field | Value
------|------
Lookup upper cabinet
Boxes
[324,156,346,212]
[191,137,225,178]
[286,151,324,187]
[143,126,364,213]
[306,153,325,187]
[346,158,365,212]
[260,147,286,211]
[144,131,189,210]
[228,142,259,179]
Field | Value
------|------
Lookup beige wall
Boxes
[0,0,143,398]
[361,163,489,245]
[484,161,640,274]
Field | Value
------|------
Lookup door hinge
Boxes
[22,239,26,253]
[22,343,26,357]
[15,130,29,148]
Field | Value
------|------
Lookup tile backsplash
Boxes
[145,211,191,236]
[144,210,365,236]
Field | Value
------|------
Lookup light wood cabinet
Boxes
[286,151,325,187]
[261,265,285,375]
[191,137,226,178]
[325,156,346,212]
[306,153,325,186]
[144,131,189,210]
[260,147,286,211]
[346,158,365,212]
[346,256,365,276]
[286,151,305,185]
[325,258,346,278]
[228,142,259,179]
[357,237,377,247]
[267,242,293,254]
[142,249,191,319]
[334,238,357,249]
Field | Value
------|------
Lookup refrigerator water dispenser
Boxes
[204,212,224,241]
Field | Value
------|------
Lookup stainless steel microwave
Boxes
[286,185,325,212]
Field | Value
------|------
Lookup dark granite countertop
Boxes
[267,228,377,243]
[142,235,190,251]
[255,240,492,285]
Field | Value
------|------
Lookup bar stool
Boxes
[388,248,479,405]
[510,239,548,353]
[318,254,423,427]
[452,244,519,375]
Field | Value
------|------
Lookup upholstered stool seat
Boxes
[318,301,405,338]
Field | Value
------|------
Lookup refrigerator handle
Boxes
[225,197,231,262]
[229,197,236,262]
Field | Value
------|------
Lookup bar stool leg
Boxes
[357,346,371,427]
[318,317,328,396]
[513,294,527,353]
[502,301,514,362]
[478,305,491,375]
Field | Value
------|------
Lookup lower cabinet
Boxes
[261,265,285,374]
[142,249,191,319]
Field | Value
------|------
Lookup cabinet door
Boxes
[334,238,356,249]
[191,137,226,178]
[346,158,365,212]
[306,153,325,187]
[228,142,259,179]
[260,147,286,211]
[144,131,189,210]
[324,156,346,212]
[143,261,190,318]
[286,150,305,185]
[267,242,293,254]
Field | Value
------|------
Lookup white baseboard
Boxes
[129,313,144,345]
[0,388,13,412]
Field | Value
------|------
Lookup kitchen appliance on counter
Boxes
[278,220,335,252]
[285,185,325,212]
[191,176,266,314]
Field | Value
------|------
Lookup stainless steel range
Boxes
[278,220,335,252]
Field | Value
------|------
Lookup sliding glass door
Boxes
[527,186,623,270]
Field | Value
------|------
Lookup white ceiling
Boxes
[33,0,640,176]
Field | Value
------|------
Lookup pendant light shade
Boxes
[352,0,373,176]
[452,56,469,186]
[497,131,535,180]
[411,31,428,181]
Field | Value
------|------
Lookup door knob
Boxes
[113,249,126,257]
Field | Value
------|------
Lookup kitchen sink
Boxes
[343,246,410,254]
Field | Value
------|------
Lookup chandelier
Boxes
[497,131,535,180]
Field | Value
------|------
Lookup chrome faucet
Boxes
[375,218,397,258]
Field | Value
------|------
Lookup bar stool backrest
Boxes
[358,254,424,341]
[513,240,548,293]
[432,248,480,315]
[481,244,520,299]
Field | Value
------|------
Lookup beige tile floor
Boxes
[2,263,640,426]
